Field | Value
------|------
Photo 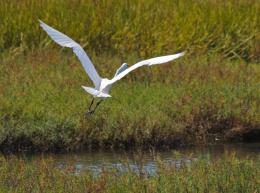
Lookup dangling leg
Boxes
[88,98,95,110]
[90,99,103,114]
[86,98,95,115]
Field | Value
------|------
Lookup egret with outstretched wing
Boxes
[39,20,185,114]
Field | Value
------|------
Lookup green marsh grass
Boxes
[0,0,259,151]
[0,154,259,192]
[0,50,259,151]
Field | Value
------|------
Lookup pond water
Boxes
[47,143,260,175]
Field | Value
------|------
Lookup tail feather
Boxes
[81,86,111,98]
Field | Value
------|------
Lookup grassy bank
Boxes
[0,50,259,151]
[0,154,259,192]
[0,0,259,151]
[0,0,259,61]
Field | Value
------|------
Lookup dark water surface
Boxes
[46,143,260,175]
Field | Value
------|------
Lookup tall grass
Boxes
[0,0,259,61]
[0,154,259,192]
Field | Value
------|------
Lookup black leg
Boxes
[88,98,95,111]
[91,99,103,114]
[86,98,95,116]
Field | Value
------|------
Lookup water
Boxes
[50,143,260,175]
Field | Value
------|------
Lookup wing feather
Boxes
[39,20,101,87]
[110,52,185,84]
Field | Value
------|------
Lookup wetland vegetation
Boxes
[0,0,259,152]
[1,50,259,152]
[0,153,259,192]
[0,0,260,192]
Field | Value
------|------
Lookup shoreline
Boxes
[1,125,259,153]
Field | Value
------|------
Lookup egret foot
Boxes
[85,109,93,115]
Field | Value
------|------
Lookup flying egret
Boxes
[39,20,185,114]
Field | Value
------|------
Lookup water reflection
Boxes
[53,143,260,175]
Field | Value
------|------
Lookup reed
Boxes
[0,0,259,61]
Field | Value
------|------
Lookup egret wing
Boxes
[39,20,101,88]
[110,52,185,84]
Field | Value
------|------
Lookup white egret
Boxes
[39,20,185,114]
